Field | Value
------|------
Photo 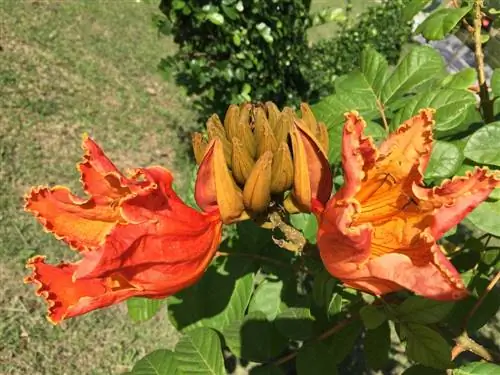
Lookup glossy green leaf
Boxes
[468,199,500,236]
[249,364,285,375]
[248,279,284,320]
[402,0,431,22]
[206,12,224,25]
[327,293,342,319]
[325,320,363,364]
[402,323,452,369]
[467,276,500,331]
[403,365,445,375]
[360,305,387,329]
[290,213,318,244]
[167,257,255,331]
[391,89,476,134]
[312,270,337,308]
[416,6,472,40]
[381,46,444,105]
[364,321,390,370]
[464,123,500,166]
[453,362,500,375]
[440,68,476,89]
[127,298,164,322]
[175,328,225,375]
[297,341,338,375]
[425,141,462,180]
[224,311,287,362]
[397,296,455,324]
[130,349,179,375]
[275,307,315,341]
[360,47,389,97]
[492,69,500,98]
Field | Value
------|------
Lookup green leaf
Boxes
[175,328,226,375]
[402,323,452,369]
[403,365,446,375]
[324,320,363,364]
[312,270,337,308]
[249,364,285,375]
[439,68,476,90]
[491,69,500,98]
[206,12,224,25]
[364,321,390,370]
[327,293,342,319]
[402,0,431,22]
[391,89,476,134]
[130,349,179,375]
[453,362,500,375]
[275,307,315,340]
[296,342,338,375]
[248,278,284,320]
[416,6,472,40]
[464,122,500,166]
[224,311,287,362]
[425,141,462,180]
[360,47,389,98]
[468,200,500,236]
[397,296,455,324]
[127,298,164,322]
[381,46,444,105]
[167,257,255,331]
[360,305,387,329]
[290,213,318,244]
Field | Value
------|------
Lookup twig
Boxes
[451,0,475,32]
[473,0,495,123]
[376,99,389,132]
[464,270,500,326]
[273,316,356,366]
[452,332,496,361]
[215,251,313,275]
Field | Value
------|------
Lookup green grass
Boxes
[0,1,194,374]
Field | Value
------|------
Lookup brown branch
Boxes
[465,270,500,326]
[452,332,496,361]
[273,316,356,366]
[473,0,495,123]
[451,0,475,32]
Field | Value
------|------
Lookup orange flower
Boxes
[24,137,222,323]
[317,109,500,300]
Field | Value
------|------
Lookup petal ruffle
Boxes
[378,109,434,183]
[413,167,500,238]
[24,187,121,251]
[290,119,333,212]
[24,256,140,324]
[78,135,133,201]
[337,111,378,200]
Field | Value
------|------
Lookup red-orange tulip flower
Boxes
[24,136,222,323]
[317,109,500,300]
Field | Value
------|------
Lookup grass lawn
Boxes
[0,1,195,373]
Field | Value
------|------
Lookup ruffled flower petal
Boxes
[24,187,121,251]
[24,256,140,324]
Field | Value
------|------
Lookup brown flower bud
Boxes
[300,103,318,135]
[265,101,281,132]
[231,137,255,185]
[254,107,278,156]
[274,107,293,144]
[243,151,273,213]
[317,121,330,156]
[192,132,208,165]
[207,114,232,167]
[270,142,294,193]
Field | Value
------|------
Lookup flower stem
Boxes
[473,0,495,123]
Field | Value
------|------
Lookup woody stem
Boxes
[376,99,389,132]
[464,270,500,327]
[473,0,495,123]
[452,332,497,361]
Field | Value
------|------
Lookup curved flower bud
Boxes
[317,109,500,300]
[243,151,274,213]
[25,138,222,323]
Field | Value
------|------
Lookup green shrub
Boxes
[305,0,413,100]
[158,0,312,118]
